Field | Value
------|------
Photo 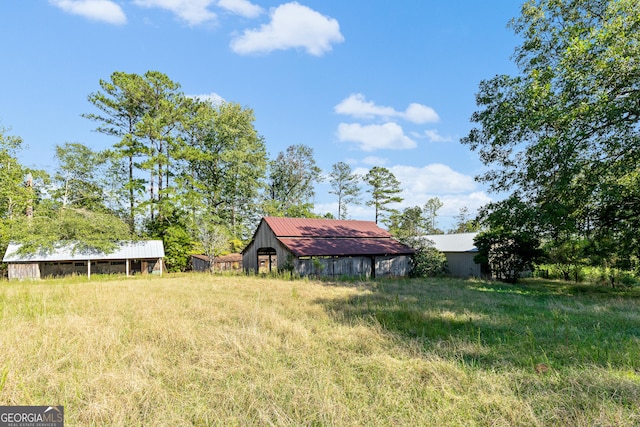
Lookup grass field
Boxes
[0,274,639,426]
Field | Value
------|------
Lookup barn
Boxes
[2,241,165,280]
[242,217,415,278]
[423,232,487,278]
[191,253,242,272]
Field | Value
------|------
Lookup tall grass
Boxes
[0,274,639,426]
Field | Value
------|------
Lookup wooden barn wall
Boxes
[444,253,481,278]
[295,255,411,278]
[243,221,291,273]
[8,263,41,280]
[374,255,412,278]
[192,257,210,272]
[214,260,241,271]
[295,256,372,278]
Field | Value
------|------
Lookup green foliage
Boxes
[474,228,545,283]
[11,207,132,255]
[449,206,480,234]
[363,166,403,224]
[265,144,322,217]
[193,216,230,273]
[52,142,107,211]
[161,225,193,273]
[462,0,640,274]
[423,197,443,234]
[402,237,447,278]
[328,161,361,219]
[388,206,427,241]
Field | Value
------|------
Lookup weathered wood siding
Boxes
[192,256,210,272]
[295,256,372,278]
[8,263,41,280]
[242,219,413,278]
[294,255,411,278]
[242,221,291,273]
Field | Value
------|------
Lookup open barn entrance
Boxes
[257,247,277,273]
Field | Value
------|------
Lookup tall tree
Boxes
[328,161,361,219]
[52,142,106,211]
[363,166,403,224]
[134,71,186,223]
[265,144,322,217]
[461,0,640,269]
[178,99,267,240]
[84,71,148,232]
[450,206,479,233]
[0,128,31,221]
[423,197,443,234]
[387,206,426,241]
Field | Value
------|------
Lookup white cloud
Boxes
[405,103,439,124]
[217,0,263,18]
[189,92,225,105]
[133,0,217,25]
[230,2,344,56]
[335,94,439,124]
[440,192,492,216]
[337,122,416,151]
[50,0,126,25]
[314,164,491,228]
[361,156,388,166]
[422,129,453,143]
[390,164,476,195]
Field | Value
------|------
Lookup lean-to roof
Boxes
[2,241,165,263]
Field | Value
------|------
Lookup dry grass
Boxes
[0,274,639,426]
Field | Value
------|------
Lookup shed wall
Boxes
[8,263,41,280]
[444,253,481,278]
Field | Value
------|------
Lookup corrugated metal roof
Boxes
[2,241,165,263]
[423,233,478,253]
[264,217,389,238]
[278,237,415,257]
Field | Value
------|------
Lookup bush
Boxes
[403,237,448,278]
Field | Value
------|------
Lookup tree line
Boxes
[0,70,472,273]
[464,0,640,284]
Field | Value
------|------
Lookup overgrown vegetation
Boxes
[464,0,640,283]
[0,274,638,425]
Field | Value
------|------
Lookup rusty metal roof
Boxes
[278,237,414,257]
[264,217,390,238]
[256,217,414,257]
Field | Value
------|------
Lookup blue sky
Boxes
[0,0,523,229]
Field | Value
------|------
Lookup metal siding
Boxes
[445,253,482,278]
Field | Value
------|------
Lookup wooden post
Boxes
[126,259,130,276]
[159,258,163,276]
[87,260,91,280]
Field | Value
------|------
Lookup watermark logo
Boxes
[0,406,64,427]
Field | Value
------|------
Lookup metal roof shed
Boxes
[423,233,485,278]
[2,241,165,280]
